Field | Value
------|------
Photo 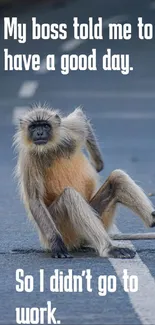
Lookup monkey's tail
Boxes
[110,233,155,240]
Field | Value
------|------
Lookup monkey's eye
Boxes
[29,124,36,131]
[44,124,51,130]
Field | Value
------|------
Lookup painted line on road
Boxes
[18,81,38,98]
[36,57,59,74]
[102,14,128,28]
[61,39,85,52]
[36,58,47,74]
[45,90,155,99]
[89,112,155,119]
[109,226,155,325]
[61,15,128,52]
[12,107,29,125]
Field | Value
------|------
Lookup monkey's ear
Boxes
[73,106,84,116]
[55,114,61,125]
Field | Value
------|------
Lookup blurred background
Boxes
[0,1,155,324]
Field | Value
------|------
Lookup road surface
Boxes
[0,0,155,324]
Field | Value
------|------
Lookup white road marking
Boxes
[89,112,155,119]
[102,14,128,28]
[109,227,155,325]
[12,107,29,124]
[18,81,38,98]
[46,90,155,99]
[36,58,47,74]
[36,57,58,74]
[61,15,128,52]
[61,39,85,52]
[150,1,155,9]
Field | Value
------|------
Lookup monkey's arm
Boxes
[29,198,71,258]
[86,119,104,172]
[62,107,104,172]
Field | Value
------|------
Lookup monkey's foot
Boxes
[51,251,73,258]
[107,246,136,259]
[51,236,73,258]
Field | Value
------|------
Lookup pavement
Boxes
[0,0,155,324]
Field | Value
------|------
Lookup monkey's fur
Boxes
[14,106,155,259]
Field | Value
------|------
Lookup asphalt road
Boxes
[0,0,155,324]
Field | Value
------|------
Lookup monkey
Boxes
[13,105,155,259]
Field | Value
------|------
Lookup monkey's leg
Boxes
[29,198,71,259]
[90,169,155,230]
[48,187,135,259]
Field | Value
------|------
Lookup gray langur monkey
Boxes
[13,106,155,259]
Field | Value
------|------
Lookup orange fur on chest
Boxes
[44,152,98,206]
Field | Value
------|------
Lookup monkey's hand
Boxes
[93,157,104,173]
[51,235,73,258]
[107,246,136,259]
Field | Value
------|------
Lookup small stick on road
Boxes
[111,233,155,240]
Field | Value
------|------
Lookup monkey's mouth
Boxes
[34,139,48,145]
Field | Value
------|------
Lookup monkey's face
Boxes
[28,120,52,145]
[17,108,62,151]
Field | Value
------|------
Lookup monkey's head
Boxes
[16,107,62,152]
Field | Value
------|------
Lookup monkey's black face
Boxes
[28,121,52,145]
